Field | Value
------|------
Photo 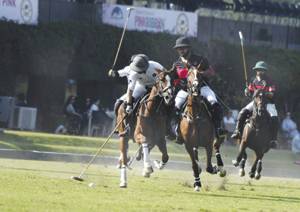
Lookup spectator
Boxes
[64,96,82,118]
[223,110,236,132]
[291,130,300,154]
[89,99,100,117]
[81,97,92,134]
[281,112,297,139]
[63,95,82,134]
[223,110,236,144]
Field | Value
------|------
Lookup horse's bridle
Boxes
[188,68,200,96]
[157,74,173,105]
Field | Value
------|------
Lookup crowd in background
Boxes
[116,0,300,17]
[55,95,113,136]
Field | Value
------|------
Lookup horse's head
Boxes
[253,89,267,117]
[157,71,173,105]
[187,67,201,96]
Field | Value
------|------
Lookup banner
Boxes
[0,0,38,25]
[102,4,198,37]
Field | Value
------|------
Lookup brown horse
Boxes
[117,71,173,187]
[134,72,173,178]
[179,68,226,191]
[232,89,272,180]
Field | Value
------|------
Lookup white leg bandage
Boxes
[142,143,151,168]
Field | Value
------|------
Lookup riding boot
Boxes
[166,107,175,140]
[231,109,250,139]
[166,109,181,142]
[211,103,227,138]
[174,109,184,144]
[269,116,279,149]
[113,99,123,133]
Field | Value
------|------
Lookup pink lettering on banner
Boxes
[2,0,16,7]
[134,16,165,31]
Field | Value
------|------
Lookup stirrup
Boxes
[231,131,241,139]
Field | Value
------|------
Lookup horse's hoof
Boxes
[239,169,245,177]
[206,166,218,174]
[153,160,166,170]
[249,172,255,179]
[219,169,227,177]
[194,186,200,192]
[142,166,153,178]
[255,173,261,180]
[119,182,127,188]
[232,159,239,167]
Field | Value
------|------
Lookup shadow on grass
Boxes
[0,131,119,152]
[182,190,300,204]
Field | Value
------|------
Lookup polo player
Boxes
[109,54,166,128]
[167,36,227,142]
[231,61,279,148]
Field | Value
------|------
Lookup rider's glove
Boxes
[108,69,118,78]
[125,104,133,114]
[244,87,251,97]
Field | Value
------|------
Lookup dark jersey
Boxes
[170,53,212,90]
[248,75,276,102]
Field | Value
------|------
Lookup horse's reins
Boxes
[183,69,212,122]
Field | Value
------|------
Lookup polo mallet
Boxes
[127,145,142,169]
[239,31,248,87]
[71,114,127,182]
[109,7,134,73]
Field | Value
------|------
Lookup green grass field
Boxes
[0,130,300,211]
[0,159,300,211]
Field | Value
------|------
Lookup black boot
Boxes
[166,109,181,141]
[231,109,250,139]
[211,103,227,138]
[269,116,279,149]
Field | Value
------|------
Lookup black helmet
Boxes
[173,36,191,49]
[130,54,149,73]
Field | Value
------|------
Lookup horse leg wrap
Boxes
[120,165,127,188]
[256,160,262,173]
[240,158,246,169]
[216,152,224,167]
[142,143,151,168]
[194,177,202,188]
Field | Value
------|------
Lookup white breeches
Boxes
[245,101,254,111]
[200,86,217,105]
[175,90,188,109]
[119,83,148,101]
[267,104,278,117]
[174,86,218,110]
[244,101,278,117]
